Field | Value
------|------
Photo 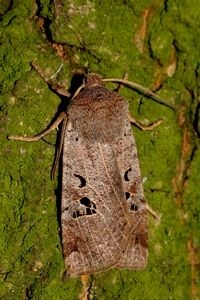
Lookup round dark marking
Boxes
[80,197,90,206]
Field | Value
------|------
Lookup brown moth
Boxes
[8,72,174,277]
[61,74,147,276]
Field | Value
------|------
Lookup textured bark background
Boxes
[1,0,200,299]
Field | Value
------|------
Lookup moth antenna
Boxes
[146,204,161,221]
[103,78,177,110]
[71,83,85,100]
[113,72,128,92]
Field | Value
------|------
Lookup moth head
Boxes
[85,73,102,88]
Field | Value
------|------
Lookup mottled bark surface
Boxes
[1,0,199,299]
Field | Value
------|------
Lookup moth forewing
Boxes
[113,117,147,269]
[61,83,132,276]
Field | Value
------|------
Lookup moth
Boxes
[8,72,175,277]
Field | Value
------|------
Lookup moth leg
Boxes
[147,203,161,221]
[128,112,163,131]
[8,111,67,142]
